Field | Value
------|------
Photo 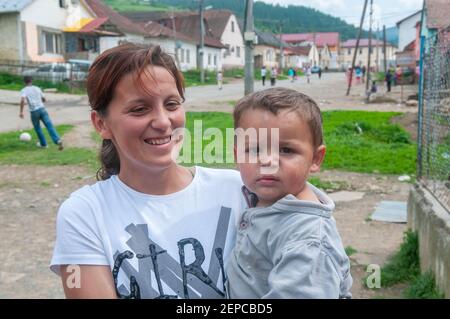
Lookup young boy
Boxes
[19,76,63,150]
[227,87,352,299]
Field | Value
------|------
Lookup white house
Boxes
[203,10,244,69]
[123,10,224,71]
[0,0,95,62]
[396,10,422,51]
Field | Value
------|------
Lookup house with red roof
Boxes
[122,11,227,70]
[281,32,340,69]
[0,0,101,62]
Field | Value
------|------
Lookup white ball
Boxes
[20,132,32,142]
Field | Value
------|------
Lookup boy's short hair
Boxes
[233,87,323,147]
[24,76,33,84]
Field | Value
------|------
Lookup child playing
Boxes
[227,87,352,299]
[19,76,64,150]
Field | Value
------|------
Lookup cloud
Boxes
[398,0,423,9]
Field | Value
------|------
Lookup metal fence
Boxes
[418,27,450,213]
[0,59,88,90]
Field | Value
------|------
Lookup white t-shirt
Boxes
[20,86,45,112]
[50,166,247,299]
[261,68,267,77]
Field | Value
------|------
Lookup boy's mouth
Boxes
[257,175,280,182]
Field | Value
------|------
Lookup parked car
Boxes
[311,66,321,74]
[22,61,90,83]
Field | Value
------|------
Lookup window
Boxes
[208,53,212,65]
[59,0,66,8]
[231,21,235,33]
[236,46,240,58]
[180,48,185,63]
[186,49,190,63]
[214,54,217,66]
[347,48,351,55]
[42,31,62,54]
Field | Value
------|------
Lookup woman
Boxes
[50,44,246,299]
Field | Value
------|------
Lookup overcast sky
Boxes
[257,0,423,28]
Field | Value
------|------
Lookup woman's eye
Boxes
[280,147,293,154]
[131,107,147,113]
[166,101,181,110]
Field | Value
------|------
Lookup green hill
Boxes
[105,0,367,40]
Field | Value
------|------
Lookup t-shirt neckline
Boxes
[112,166,200,200]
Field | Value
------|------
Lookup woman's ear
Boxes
[91,111,112,140]
[310,145,326,173]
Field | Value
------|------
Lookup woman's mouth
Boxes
[144,136,171,145]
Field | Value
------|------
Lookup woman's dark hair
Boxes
[87,43,185,180]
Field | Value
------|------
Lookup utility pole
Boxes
[346,0,369,96]
[171,8,181,69]
[198,0,205,83]
[365,0,373,99]
[278,20,284,71]
[383,25,387,72]
[244,0,255,95]
[376,22,380,71]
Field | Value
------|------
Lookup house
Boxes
[420,0,450,39]
[0,0,95,62]
[138,21,197,71]
[396,10,422,51]
[83,0,151,53]
[253,30,285,69]
[281,32,340,69]
[284,46,313,69]
[123,10,225,71]
[340,39,397,70]
[202,10,245,69]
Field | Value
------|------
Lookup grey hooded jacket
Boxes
[226,183,352,299]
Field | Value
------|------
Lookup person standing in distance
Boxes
[19,76,63,150]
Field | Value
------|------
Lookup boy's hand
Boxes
[19,112,24,119]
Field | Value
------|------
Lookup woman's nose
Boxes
[151,108,171,131]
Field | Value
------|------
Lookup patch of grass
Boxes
[0,111,418,175]
[0,125,98,172]
[322,111,417,174]
[104,0,172,12]
[182,69,217,87]
[365,230,444,298]
[380,231,420,287]
[181,111,416,174]
[404,271,444,299]
[345,246,358,257]
[0,72,85,94]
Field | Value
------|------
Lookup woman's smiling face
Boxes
[96,65,186,173]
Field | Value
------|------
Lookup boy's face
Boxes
[235,109,325,207]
